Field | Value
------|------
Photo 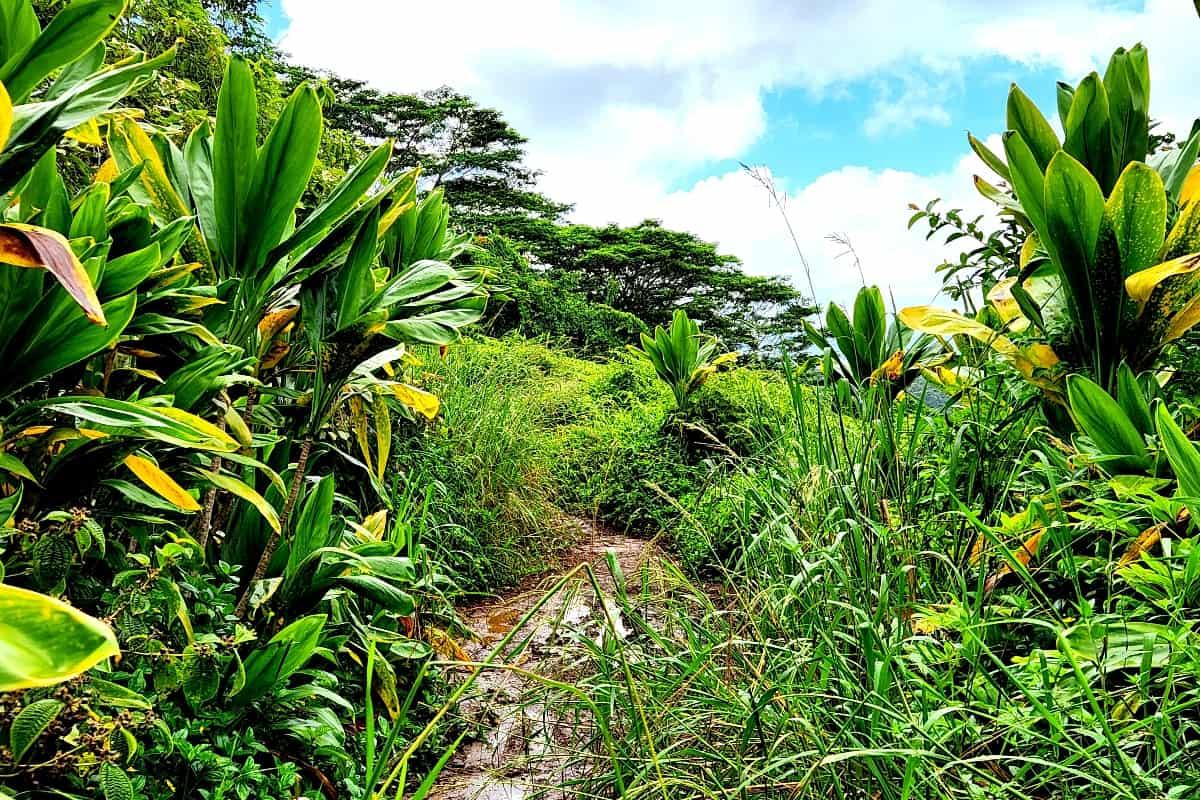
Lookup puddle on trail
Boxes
[427,518,656,800]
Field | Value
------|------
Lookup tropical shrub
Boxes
[903,45,1200,398]
[635,308,735,411]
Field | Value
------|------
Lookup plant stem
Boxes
[195,416,228,551]
[235,437,312,618]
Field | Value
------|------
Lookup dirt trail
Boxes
[428,517,656,800]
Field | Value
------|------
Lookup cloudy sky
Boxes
[264,0,1198,310]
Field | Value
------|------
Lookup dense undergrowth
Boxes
[2,2,1200,800]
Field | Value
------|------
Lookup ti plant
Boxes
[636,309,735,411]
[805,285,932,398]
[902,44,1200,399]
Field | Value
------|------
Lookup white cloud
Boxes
[653,150,994,311]
[277,0,1199,309]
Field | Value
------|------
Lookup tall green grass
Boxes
[519,358,1200,799]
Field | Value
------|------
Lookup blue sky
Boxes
[267,1,1196,308]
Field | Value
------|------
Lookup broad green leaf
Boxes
[0,483,22,527]
[9,698,63,762]
[1105,162,1166,278]
[230,614,326,707]
[0,583,118,691]
[1003,131,1048,235]
[98,762,133,800]
[337,574,415,614]
[212,57,257,269]
[1116,363,1153,437]
[289,474,335,576]
[1,45,176,195]
[1007,84,1060,171]
[1062,73,1114,192]
[89,676,152,709]
[1104,46,1151,173]
[1066,374,1148,468]
[334,206,379,330]
[1156,402,1200,500]
[0,451,34,482]
[968,132,1009,181]
[0,292,134,399]
[33,395,238,451]
[195,468,280,533]
[243,82,322,275]
[852,286,887,372]
[1055,81,1075,128]
[268,139,392,266]
[0,0,124,103]
[0,1,39,66]
[1043,152,1106,350]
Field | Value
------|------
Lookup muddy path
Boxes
[428,517,661,800]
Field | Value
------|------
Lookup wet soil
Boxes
[428,517,657,800]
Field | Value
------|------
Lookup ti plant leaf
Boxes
[0,583,118,691]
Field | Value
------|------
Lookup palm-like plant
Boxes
[805,285,933,396]
[902,44,1200,397]
[636,309,735,410]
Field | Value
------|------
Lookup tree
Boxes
[279,70,813,353]
[529,220,814,353]
[279,71,569,241]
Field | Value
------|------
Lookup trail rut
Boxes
[427,517,656,800]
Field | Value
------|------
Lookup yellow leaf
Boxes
[94,157,119,183]
[870,349,904,383]
[1118,522,1164,567]
[1125,253,1200,306]
[0,223,106,324]
[899,305,1060,390]
[1019,233,1040,269]
[373,390,391,481]
[16,426,53,438]
[257,305,300,349]
[987,277,1025,329]
[224,406,253,448]
[259,339,290,371]
[362,510,388,540]
[155,406,240,452]
[392,383,440,421]
[0,80,11,153]
[124,454,201,512]
[65,117,103,146]
[1182,164,1200,208]
[108,117,190,221]
[984,529,1046,593]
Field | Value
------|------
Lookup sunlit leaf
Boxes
[0,223,105,324]
[124,454,200,512]
[195,468,280,533]
[391,383,439,421]
[0,584,118,691]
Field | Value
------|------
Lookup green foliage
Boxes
[2,6,1199,800]
[478,234,647,353]
[636,309,736,411]
[530,219,814,353]
[906,46,1200,396]
[0,583,117,692]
